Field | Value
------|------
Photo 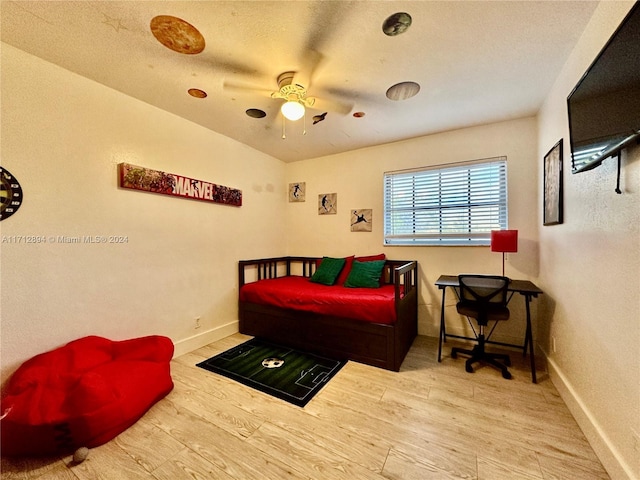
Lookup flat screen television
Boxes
[567,2,640,174]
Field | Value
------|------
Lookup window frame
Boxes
[383,157,508,246]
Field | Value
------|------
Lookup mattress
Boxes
[239,276,399,324]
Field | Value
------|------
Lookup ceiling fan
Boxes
[149,6,356,127]
[224,55,353,123]
[272,71,317,121]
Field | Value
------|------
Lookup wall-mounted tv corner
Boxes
[567,2,640,174]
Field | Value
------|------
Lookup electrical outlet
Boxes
[195,317,201,329]
[551,336,557,353]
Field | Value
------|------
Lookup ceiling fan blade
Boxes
[303,2,349,55]
[197,52,261,78]
[223,81,275,98]
[308,96,353,115]
[291,49,324,89]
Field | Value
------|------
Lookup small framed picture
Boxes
[543,139,563,226]
[318,193,337,214]
[289,182,305,202]
[351,209,372,232]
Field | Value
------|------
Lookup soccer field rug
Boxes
[196,338,347,407]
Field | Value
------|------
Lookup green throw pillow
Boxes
[310,257,346,286]
[344,260,386,288]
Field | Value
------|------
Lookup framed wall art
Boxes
[543,139,563,225]
[351,209,372,232]
[289,182,305,202]
[318,193,337,214]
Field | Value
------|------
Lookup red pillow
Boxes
[336,255,355,284]
[355,253,386,263]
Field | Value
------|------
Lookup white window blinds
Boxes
[383,157,508,246]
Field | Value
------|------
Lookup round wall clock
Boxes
[1,167,24,221]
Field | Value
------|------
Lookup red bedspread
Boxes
[239,276,399,324]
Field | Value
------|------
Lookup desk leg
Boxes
[438,287,447,362]
[524,294,537,383]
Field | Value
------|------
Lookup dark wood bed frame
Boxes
[238,257,418,371]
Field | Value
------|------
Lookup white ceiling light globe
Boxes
[281,101,305,121]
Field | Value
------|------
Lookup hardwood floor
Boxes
[1,334,611,480]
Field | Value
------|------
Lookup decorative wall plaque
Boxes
[351,209,372,232]
[288,182,305,202]
[318,193,337,214]
[119,163,242,206]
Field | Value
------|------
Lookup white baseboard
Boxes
[172,321,239,359]
[546,354,636,480]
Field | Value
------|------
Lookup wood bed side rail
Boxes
[238,256,321,287]
[286,257,321,278]
[386,260,418,302]
[238,257,288,287]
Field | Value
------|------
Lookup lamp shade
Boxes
[491,229,518,253]
[281,101,305,121]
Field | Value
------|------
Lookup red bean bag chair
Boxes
[1,335,174,456]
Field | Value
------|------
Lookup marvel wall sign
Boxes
[118,163,242,207]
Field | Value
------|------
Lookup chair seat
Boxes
[456,303,510,323]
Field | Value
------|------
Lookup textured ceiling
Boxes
[1,1,600,162]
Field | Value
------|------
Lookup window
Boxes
[383,157,508,246]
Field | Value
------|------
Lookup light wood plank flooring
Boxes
[1,334,610,480]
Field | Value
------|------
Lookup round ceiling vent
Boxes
[386,81,420,101]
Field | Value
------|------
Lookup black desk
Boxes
[435,275,543,383]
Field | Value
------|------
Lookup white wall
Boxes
[537,2,639,479]
[3,4,638,476]
[0,44,286,383]
[285,117,540,345]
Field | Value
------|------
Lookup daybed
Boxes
[238,256,418,371]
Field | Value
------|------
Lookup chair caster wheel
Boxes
[505,358,512,367]
[465,364,474,373]
[502,370,512,380]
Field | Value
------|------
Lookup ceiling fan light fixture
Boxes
[281,100,305,121]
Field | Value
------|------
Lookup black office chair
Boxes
[451,274,512,379]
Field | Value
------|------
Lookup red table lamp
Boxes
[491,230,518,276]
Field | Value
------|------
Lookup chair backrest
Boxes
[457,274,510,324]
